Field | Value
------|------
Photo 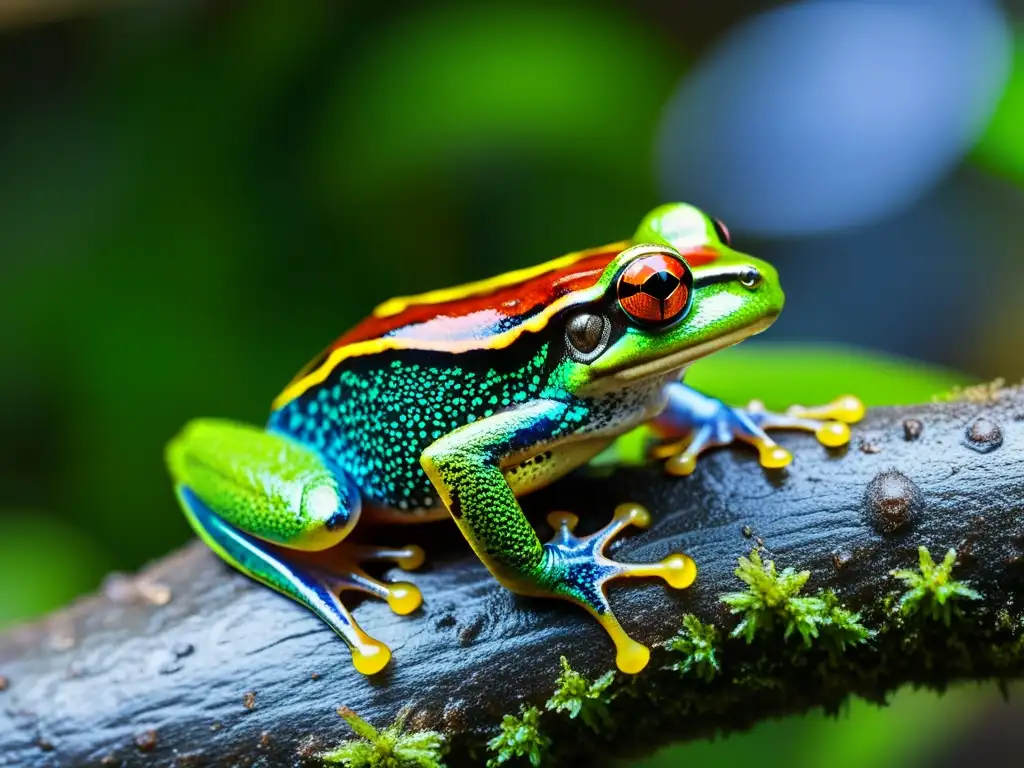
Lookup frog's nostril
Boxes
[739,267,763,290]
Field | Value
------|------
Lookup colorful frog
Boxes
[166,203,862,675]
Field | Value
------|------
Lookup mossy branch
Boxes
[1,386,1024,767]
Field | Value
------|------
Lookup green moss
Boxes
[931,378,1008,404]
[473,545,1017,763]
[986,614,1024,670]
[486,705,550,768]
[664,614,721,682]
[817,590,876,663]
[721,550,872,653]
[321,707,447,768]
[891,546,981,626]
[544,656,615,732]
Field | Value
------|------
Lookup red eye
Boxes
[616,252,692,325]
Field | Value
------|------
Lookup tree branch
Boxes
[2,387,1023,767]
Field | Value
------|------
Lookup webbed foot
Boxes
[310,543,425,617]
[537,504,696,674]
[168,419,428,676]
[176,484,426,676]
[651,384,864,476]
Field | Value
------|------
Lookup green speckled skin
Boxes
[166,203,802,674]
[168,419,359,549]
[270,345,556,512]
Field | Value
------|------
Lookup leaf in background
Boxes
[686,343,972,410]
[0,513,111,627]
[973,29,1024,185]
[629,684,994,768]
[314,3,678,202]
[797,686,991,768]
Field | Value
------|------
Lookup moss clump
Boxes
[321,707,446,768]
[932,377,1009,404]
[486,705,550,768]
[544,656,615,732]
[664,614,721,682]
[892,546,981,626]
[815,590,875,662]
[721,550,872,653]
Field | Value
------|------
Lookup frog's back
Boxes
[268,242,626,514]
[273,242,628,411]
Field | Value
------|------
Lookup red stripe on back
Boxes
[334,247,621,349]
[284,243,723,388]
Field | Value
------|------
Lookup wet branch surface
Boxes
[2,388,1024,767]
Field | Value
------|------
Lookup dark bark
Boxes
[2,387,1024,767]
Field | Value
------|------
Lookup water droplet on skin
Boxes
[964,418,1003,453]
[903,419,924,441]
[859,438,882,454]
[458,615,486,647]
[865,470,923,534]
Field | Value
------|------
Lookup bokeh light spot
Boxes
[658,1,1011,237]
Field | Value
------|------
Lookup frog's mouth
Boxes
[601,313,777,385]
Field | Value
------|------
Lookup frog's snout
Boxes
[735,256,784,317]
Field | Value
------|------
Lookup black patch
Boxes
[642,271,681,300]
[325,512,348,531]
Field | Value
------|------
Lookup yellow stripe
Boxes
[371,241,629,318]
[271,282,610,410]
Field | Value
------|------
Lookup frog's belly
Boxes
[503,436,614,497]
[362,437,614,524]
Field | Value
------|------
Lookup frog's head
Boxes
[554,203,783,395]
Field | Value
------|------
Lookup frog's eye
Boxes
[616,251,692,326]
[712,217,731,246]
[565,312,612,363]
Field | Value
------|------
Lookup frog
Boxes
[166,203,863,676]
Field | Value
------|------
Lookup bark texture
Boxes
[1,387,1023,767]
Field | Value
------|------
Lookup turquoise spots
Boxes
[270,345,554,510]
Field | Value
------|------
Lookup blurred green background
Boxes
[1,1,1022,765]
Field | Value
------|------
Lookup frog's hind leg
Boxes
[650,383,864,475]
[420,399,697,675]
[176,486,393,675]
[542,506,696,674]
[167,419,412,675]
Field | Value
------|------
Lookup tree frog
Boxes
[166,203,862,675]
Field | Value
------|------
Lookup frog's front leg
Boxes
[650,382,865,475]
[166,420,423,675]
[420,399,696,674]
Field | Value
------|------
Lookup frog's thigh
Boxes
[166,419,392,675]
[167,419,360,548]
[420,400,568,584]
[421,403,695,674]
